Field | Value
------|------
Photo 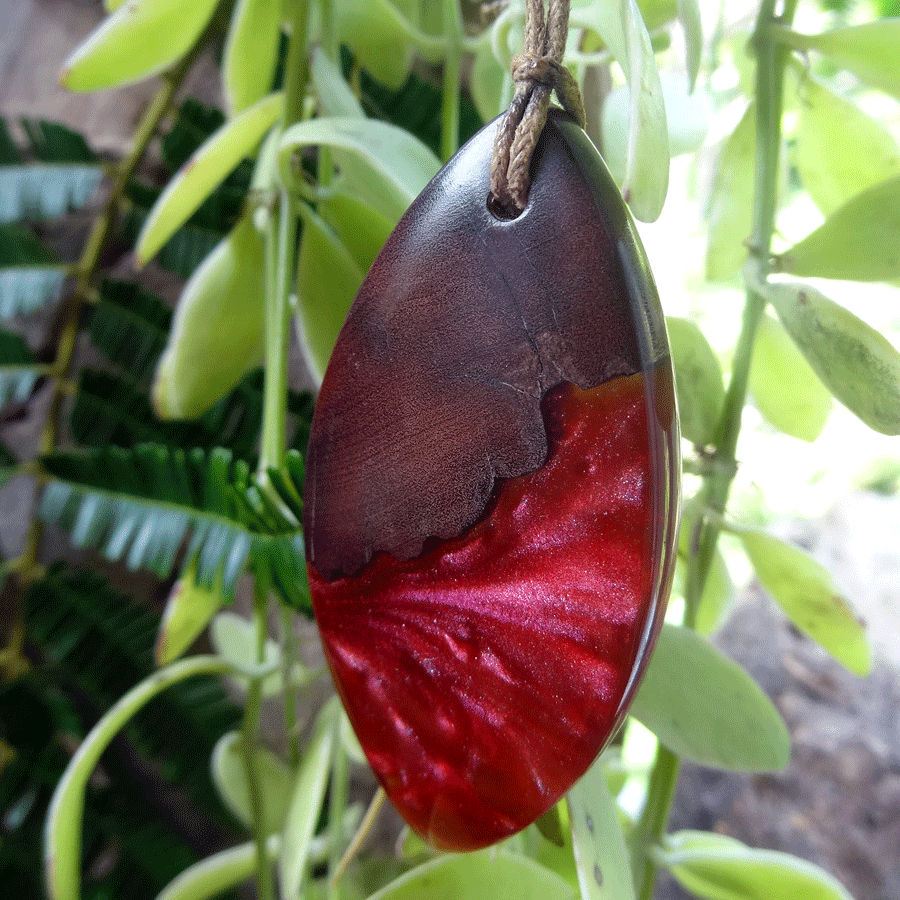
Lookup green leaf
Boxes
[0,163,101,224]
[209,611,286,698]
[155,563,225,665]
[365,850,576,900]
[666,316,724,446]
[794,74,900,217]
[694,548,735,636]
[0,328,42,405]
[776,19,900,102]
[279,699,339,900]
[0,224,64,319]
[567,755,635,900]
[0,439,16,488]
[658,830,855,900]
[471,44,507,123]
[764,280,900,434]
[280,116,440,224]
[749,314,832,442]
[630,624,790,771]
[334,0,418,89]
[223,0,281,115]
[320,191,394,272]
[19,119,97,164]
[574,0,669,221]
[777,174,900,281]
[210,731,293,834]
[311,47,366,118]
[156,836,280,900]
[59,0,221,91]
[44,655,232,900]
[739,529,872,675]
[136,92,282,265]
[153,213,265,420]
[678,0,703,91]
[705,103,754,281]
[295,205,365,384]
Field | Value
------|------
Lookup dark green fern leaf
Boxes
[0,439,15,488]
[38,444,309,610]
[0,328,43,405]
[89,279,172,382]
[19,119,97,164]
[0,223,66,320]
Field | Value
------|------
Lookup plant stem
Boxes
[244,575,274,900]
[280,603,301,768]
[259,0,312,474]
[441,0,464,161]
[630,0,798,893]
[326,732,350,900]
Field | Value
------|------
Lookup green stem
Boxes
[326,734,350,900]
[259,0,312,474]
[243,576,274,900]
[280,604,301,768]
[631,0,798,894]
[440,0,463,162]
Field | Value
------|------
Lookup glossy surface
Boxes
[304,111,680,850]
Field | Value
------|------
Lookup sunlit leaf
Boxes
[0,163,102,224]
[153,213,265,420]
[694,548,735,636]
[210,731,293,834]
[630,624,790,771]
[567,755,635,900]
[364,850,576,900]
[209,611,284,698]
[60,0,221,91]
[749,314,832,441]
[677,0,703,91]
[155,563,225,665]
[223,0,282,115]
[794,74,900,217]
[280,116,440,223]
[776,19,900,102]
[658,830,856,900]
[705,103,754,281]
[573,0,669,221]
[764,280,900,434]
[136,92,282,265]
[311,47,366,118]
[471,44,508,123]
[739,528,872,675]
[776,174,900,281]
[666,316,724,446]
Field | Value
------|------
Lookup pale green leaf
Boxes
[295,206,365,384]
[776,19,900,102]
[311,47,366,118]
[630,624,790,771]
[705,103,754,281]
[154,563,225,665]
[210,731,293,834]
[666,316,724,446]
[567,755,635,900]
[794,74,900,217]
[658,830,855,900]
[739,529,872,675]
[156,836,280,900]
[777,174,900,281]
[764,280,900,434]
[574,0,669,221]
[365,850,576,900]
[223,0,282,115]
[677,0,703,91]
[209,611,284,698]
[749,314,832,442]
[320,192,394,272]
[45,656,232,900]
[279,699,339,900]
[279,117,440,223]
[60,0,221,91]
[471,44,508,123]
[694,548,735,636]
[334,0,418,88]
[152,213,265,420]
[136,92,283,265]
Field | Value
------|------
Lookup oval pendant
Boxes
[303,111,680,851]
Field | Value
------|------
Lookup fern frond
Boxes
[0,162,103,224]
[38,444,310,610]
[19,119,97,164]
[0,328,43,404]
[0,224,66,320]
[89,279,172,381]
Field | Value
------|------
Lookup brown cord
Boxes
[489,0,585,218]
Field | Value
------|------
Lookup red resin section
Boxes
[308,373,665,851]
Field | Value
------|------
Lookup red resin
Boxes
[308,372,672,851]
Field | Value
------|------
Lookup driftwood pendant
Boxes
[303,111,680,851]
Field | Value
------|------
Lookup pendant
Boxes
[303,110,680,851]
